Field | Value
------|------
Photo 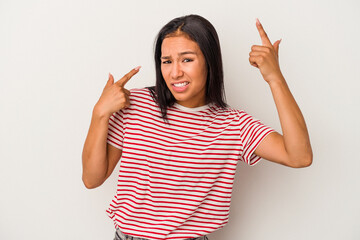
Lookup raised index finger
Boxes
[116,66,141,87]
[256,18,272,47]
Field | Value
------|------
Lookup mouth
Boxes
[171,81,190,93]
[172,81,189,87]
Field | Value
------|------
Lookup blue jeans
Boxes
[114,228,209,240]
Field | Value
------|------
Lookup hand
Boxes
[249,19,283,84]
[94,66,141,118]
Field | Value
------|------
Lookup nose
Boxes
[171,62,184,80]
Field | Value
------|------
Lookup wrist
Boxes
[93,103,111,120]
[266,74,286,87]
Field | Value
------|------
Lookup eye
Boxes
[183,58,193,63]
[162,60,171,64]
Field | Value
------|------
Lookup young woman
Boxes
[82,14,312,240]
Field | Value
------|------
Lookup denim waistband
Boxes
[114,228,209,240]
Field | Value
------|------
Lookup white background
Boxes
[1,0,359,239]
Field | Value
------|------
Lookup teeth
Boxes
[173,82,189,87]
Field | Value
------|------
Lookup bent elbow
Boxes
[82,176,102,189]
[300,156,312,168]
[83,182,97,189]
[292,153,313,168]
[303,149,313,167]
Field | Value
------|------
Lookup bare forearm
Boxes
[269,76,312,165]
[82,108,111,188]
[82,68,139,188]
[249,19,312,167]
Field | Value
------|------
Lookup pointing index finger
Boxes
[256,18,272,47]
[116,66,141,87]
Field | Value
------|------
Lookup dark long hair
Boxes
[148,14,227,121]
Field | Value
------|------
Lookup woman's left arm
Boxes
[249,19,312,168]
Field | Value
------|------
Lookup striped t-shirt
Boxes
[106,88,274,240]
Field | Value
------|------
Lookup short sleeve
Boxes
[107,110,125,150]
[237,110,275,166]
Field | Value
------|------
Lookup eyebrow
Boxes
[160,51,197,59]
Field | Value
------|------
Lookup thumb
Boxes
[273,39,281,56]
[105,73,114,88]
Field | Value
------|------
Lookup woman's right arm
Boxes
[81,67,140,189]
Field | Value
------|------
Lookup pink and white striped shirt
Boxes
[106,88,274,240]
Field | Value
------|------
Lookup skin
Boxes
[82,19,312,189]
[251,19,312,168]
[82,68,140,188]
[160,35,208,108]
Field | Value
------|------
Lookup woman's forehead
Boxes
[161,36,200,55]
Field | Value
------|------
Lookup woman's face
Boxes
[161,35,208,108]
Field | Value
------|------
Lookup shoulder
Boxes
[212,104,249,118]
[212,104,264,127]
[128,87,154,102]
[125,88,160,116]
[129,87,151,97]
